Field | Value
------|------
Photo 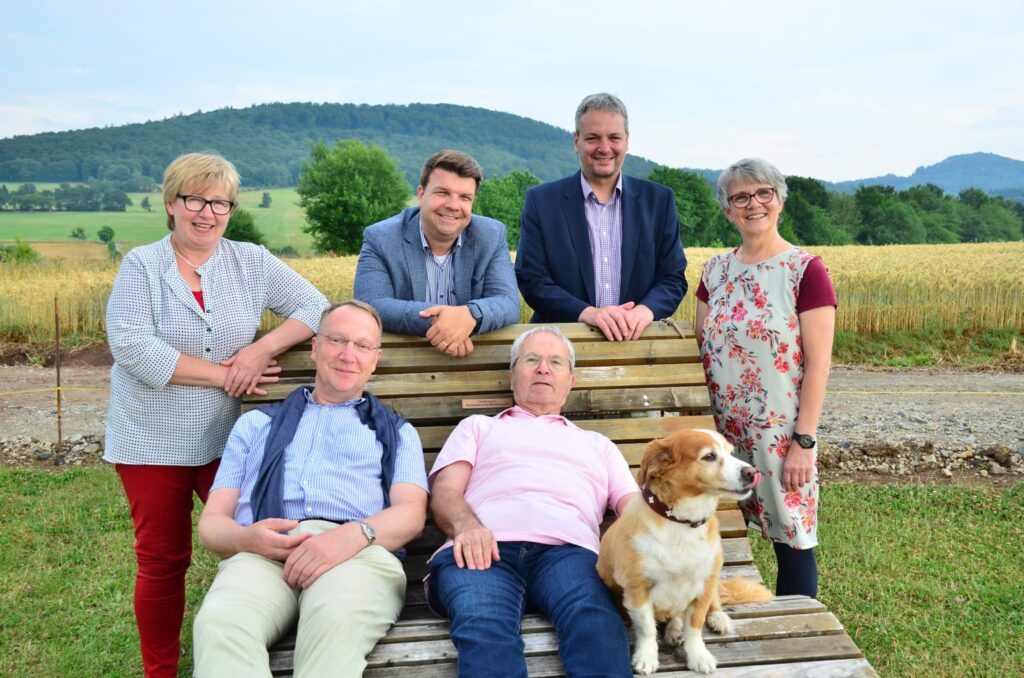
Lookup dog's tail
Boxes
[718,578,773,604]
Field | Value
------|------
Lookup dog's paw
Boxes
[684,637,717,674]
[685,645,717,674]
[706,609,734,635]
[664,617,685,646]
[631,640,660,675]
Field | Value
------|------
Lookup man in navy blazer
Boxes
[516,93,687,341]
[355,150,520,357]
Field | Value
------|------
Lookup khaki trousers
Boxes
[193,521,405,678]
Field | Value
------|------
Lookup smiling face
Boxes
[574,109,629,184]
[416,167,476,254]
[311,304,382,404]
[166,182,233,254]
[722,180,784,240]
[510,331,576,417]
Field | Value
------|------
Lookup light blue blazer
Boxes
[353,207,520,336]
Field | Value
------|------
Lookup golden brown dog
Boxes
[598,428,772,674]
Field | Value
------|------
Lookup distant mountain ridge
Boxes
[826,152,1024,198]
[0,102,659,189]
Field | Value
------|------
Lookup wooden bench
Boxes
[246,322,876,676]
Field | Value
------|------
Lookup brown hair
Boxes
[419,150,483,190]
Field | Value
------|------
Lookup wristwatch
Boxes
[355,520,376,546]
[467,302,483,334]
[793,433,816,449]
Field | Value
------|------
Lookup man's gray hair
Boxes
[715,158,788,210]
[575,93,629,135]
[510,326,576,372]
[318,299,382,334]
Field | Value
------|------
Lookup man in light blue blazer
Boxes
[354,151,520,357]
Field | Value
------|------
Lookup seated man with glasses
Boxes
[193,300,428,678]
[354,150,520,357]
[426,325,639,677]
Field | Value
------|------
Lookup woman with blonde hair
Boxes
[104,152,328,676]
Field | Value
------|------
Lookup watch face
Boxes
[794,434,816,449]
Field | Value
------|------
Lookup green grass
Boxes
[833,326,1022,367]
[751,482,1024,677]
[0,468,217,677]
[2,470,1020,676]
[0,188,313,253]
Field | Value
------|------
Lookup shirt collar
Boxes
[496,404,576,428]
[304,388,364,408]
[419,220,463,254]
[580,172,623,204]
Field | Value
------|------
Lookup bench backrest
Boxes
[247,321,724,618]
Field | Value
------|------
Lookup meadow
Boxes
[1,241,1022,365]
[1,468,1019,676]
[0,187,312,252]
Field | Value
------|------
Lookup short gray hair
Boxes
[575,93,629,135]
[715,158,788,209]
[510,326,576,372]
[319,299,382,334]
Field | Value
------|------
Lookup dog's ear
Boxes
[638,438,675,484]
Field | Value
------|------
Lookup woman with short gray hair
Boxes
[697,158,836,599]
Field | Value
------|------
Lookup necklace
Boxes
[171,240,206,270]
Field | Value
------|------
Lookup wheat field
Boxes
[1,242,1021,345]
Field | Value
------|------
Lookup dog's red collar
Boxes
[640,485,709,527]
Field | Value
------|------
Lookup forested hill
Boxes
[828,152,1024,198]
[0,102,659,189]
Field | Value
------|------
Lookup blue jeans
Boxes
[427,541,632,678]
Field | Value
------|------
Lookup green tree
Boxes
[648,167,737,247]
[854,185,926,244]
[97,226,115,243]
[297,140,411,254]
[224,208,267,246]
[260,191,273,208]
[783,177,851,245]
[141,196,152,212]
[474,169,541,249]
[0,184,9,208]
[69,227,87,240]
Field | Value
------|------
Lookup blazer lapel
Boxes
[401,208,428,302]
[619,175,640,302]
[454,221,474,303]
[563,172,596,305]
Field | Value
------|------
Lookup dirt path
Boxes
[2,364,1022,484]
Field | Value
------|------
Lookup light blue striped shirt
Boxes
[211,391,428,526]
[581,172,624,308]
[419,224,461,305]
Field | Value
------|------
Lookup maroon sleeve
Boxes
[796,257,837,313]
[696,278,709,303]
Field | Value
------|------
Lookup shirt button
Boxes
[603,257,608,263]
[205,348,211,352]
[605,284,610,289]
[306,505,312,512]
[206,328,212,333]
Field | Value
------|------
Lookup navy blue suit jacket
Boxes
[515,172,688,322]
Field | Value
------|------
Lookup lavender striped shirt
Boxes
[581,173,624,307]
[420,225,461,305]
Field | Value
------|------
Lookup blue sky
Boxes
[2,0,1022,181]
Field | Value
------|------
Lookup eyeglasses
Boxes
[516,353,570,372]
[317,334,380,356]
[727,187,777,209]
[177,194,236,216]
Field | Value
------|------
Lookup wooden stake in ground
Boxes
[54,295,63,461]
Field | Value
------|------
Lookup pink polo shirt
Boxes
[428,406,638,555]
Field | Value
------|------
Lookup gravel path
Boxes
[2,364,1022,481]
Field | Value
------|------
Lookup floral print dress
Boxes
[700,247,819,549]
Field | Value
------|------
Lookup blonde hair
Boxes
[162,153,240,230]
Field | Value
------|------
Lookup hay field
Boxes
[0,242,1021,345]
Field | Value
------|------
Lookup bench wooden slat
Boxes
[251,363,709,403]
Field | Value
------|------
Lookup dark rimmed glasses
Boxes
[727,187,777,209]
[177,194,236,215]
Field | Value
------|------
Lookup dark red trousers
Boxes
[117,461,219,678]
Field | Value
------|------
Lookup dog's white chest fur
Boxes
[632,521,716,615]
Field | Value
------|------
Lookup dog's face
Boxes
[638,429,760,502]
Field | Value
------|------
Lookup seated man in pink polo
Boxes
[426,326,638,677]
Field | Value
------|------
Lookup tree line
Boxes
[294,140,1024,255]
[0,183,136,212]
